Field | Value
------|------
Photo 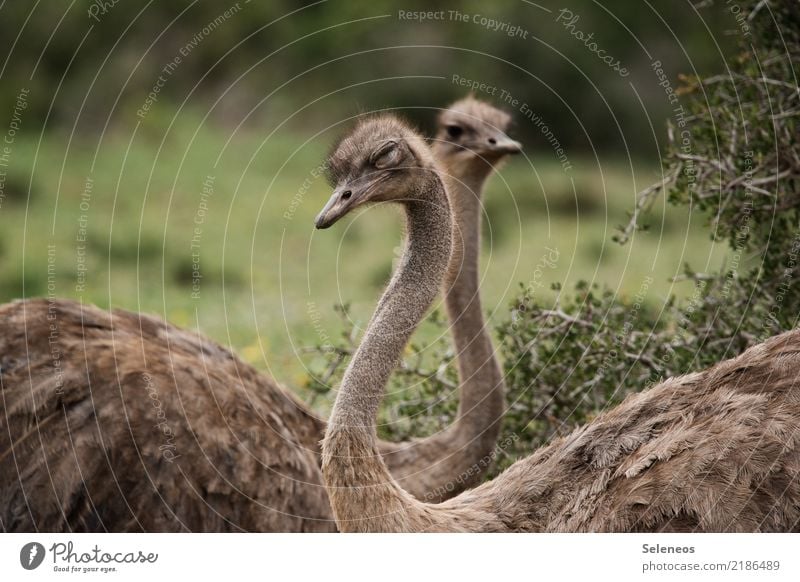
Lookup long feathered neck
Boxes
[440,159,506,478]
[322,175,453,531]
[380,154,506,502]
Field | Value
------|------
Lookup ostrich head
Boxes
[434,95,522,163]
[315,114,439,229]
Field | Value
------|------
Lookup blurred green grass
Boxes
[0,113,727,407]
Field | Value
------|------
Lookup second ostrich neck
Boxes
[443,169,504,424]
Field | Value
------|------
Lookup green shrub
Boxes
[494,0,800,473]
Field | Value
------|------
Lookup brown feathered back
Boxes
[0,299,334,531]
[424,329,800,531]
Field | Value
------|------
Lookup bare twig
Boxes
[616,168,680,246]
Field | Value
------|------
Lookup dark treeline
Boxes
[1,0,737,156]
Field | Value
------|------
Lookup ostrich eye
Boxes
[446,125,463,138]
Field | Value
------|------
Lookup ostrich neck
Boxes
[380,161,506,501]
[442,167,505,439]
[323,178,452,530]
[328,191,451,430]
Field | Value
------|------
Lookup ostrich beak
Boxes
[315,186,355,229]
[490,132,523,155]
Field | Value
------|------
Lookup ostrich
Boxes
[0,100,521,531]
[318,113,800,533]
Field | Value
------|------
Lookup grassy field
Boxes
[0,113,729,408]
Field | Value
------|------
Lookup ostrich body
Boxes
[0,100,520,530]
[0,299,332,532]
[319,114,800,533]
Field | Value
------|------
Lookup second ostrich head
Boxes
[434,95,521,165]
[315,115,441,229]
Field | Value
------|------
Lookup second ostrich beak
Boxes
[487,132,522,155]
